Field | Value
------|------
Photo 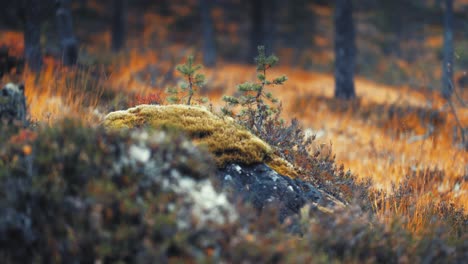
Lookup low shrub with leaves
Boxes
[262,113,371,205]
[166,55,207,105]
[133,92,163,105]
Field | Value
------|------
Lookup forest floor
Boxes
[2,49,464,235]
[0,1,467,260]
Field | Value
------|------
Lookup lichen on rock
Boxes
[0,83,26,125]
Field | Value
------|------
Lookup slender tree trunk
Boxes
[334,0,356,99]
[263,0,277,54]
[200,0,216,67]
[112,0,125,52]
[442,0,454,99]
[23,0,43,72]
[80,0,87,10]
[56,0,78,66]
[290,0,312,65]
[249,0,265,62]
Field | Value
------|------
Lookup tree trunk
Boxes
[290,0,312,65]
[23,0,43,72]
[200,0,216,67]
[334,0,356,99]
[249,0,265,62]
[263,0,277,55]
[112,0,125,52]
[56,0,78,66]
[442,0,454,99]
[79,0,87,10]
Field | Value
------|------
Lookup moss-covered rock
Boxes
[104,104,298,177]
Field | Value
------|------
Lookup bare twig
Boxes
[447,97,466,145]
[449,79,467,107]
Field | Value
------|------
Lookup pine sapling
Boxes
[222,46,287,132]
[166,55,207,105]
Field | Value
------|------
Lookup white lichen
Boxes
[128,145,151,163]
[173,176,237,228]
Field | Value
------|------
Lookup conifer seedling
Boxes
[167,55,207,105]
[222,46,287,132]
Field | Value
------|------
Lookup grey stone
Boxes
[0,83,27,125]
[216,163,329,221]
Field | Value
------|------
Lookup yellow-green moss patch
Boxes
[104,104,275,167]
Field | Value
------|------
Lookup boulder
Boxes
[217,163,345,220]
[0,83,27,125]
[104,105,345,220]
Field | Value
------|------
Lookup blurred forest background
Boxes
[0,0,467,242]
[1,0,468,87]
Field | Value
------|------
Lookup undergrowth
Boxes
[0,119,465,262]
[0,36,466,263]
[373,168,468,237]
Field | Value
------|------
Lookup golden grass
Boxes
[2,59,105,124]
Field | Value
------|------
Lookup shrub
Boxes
[133,91,164,106]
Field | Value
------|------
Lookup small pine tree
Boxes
[222,46,287,132]
[166,55,207,105]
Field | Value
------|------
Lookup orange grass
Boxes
[2,61,105,124]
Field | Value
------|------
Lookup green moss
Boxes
[104,104,275,168]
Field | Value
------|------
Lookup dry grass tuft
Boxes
[1,62,106,124]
